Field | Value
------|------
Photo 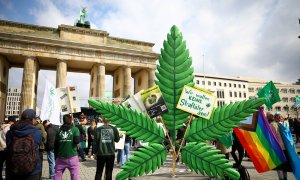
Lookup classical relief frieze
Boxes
[0,40,100,58]
[102,52,156,64]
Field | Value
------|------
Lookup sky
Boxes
[1,0,300,107]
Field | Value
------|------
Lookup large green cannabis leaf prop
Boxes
[88,100,166,143]
[88,25,266,180]
[182,142,240,179]
[155,26,194,133]
[185,99,265,142]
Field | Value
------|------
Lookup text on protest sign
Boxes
[176,85,216,120]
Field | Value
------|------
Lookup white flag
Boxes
[40,80,61,125]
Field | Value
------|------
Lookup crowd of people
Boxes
[0,109,121,180]
[0,108,300,180]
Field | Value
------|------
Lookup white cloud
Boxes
[6,0,300,106]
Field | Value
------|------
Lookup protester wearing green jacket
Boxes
[93,117,120,180]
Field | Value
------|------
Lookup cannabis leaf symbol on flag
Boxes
[89,26,265,180]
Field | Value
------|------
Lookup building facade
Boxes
[247,78,300,118]
[194,74,300,118]
[194,74,249,107]
[0,19,158,121]
[5,88,21,119]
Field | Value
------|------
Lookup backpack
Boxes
[10,133,38,175]
[237,165,250,180]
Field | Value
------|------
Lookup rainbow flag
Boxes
[234,108,286,173]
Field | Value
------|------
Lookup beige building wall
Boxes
[0,55,9,121]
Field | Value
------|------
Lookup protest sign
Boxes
[140,85,168,118]
[57,86,80,114]
[115,130,126,150]
[122,91,146,113]
[40,80,61,125]
[176,85,216,119]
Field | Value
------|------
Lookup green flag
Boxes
[218,131,233,148]
[257,81,280,110]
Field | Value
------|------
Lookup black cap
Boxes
[7,116,16,123]
[21,109,36,120]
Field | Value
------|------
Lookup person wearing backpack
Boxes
[0,116,16,180]
[54,114,80,180]
[5,109,43,180]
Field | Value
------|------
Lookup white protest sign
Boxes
[176,85,216,120]
[115,130,126,150]
[40,80,61,125]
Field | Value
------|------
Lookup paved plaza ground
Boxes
[40,146,299,180]
[2,145,299,180]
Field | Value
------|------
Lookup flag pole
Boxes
[203,54,206,89]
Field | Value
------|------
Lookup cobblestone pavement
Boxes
[3,144,299,180]
[40,146,299,180]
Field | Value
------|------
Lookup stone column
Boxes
[148,68,155,88]
[134,69,149,93]
[0,55,9,121]
[20,56,39,112]
[97,64,105,98]
[123,66,131,97]
[90,63,105,99]
[56,60,67,88]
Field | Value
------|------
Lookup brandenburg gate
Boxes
[0,20,158,120]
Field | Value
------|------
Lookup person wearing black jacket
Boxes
[43,120,58,179]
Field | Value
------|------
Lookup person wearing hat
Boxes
[5,109,43,180]
[0,116,16,180]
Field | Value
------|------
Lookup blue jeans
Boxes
[47,150,55,179]
[78,143,86,160]
[117,149,124,165]
[124,142,131,162]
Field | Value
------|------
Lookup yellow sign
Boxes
[176,85,216,120]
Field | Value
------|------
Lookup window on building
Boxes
[289,89,295,94]
[224,83,227,87]
[275,106,281,111]
[238,84,241,88]
[239,92,242,98]
[234,84,236,88]
[283,105,289,112]
[281,88,287,93]
[213,82,216,86]
[202,81,205,85]
[219,82,222,86]
[244,93,246,98]
[217,101,225,107]
[297,89,300,94]
[248,88,254,92]
[229,91,232,97]
[217,90,225,99]
[229,83,232,87]
[196,80,199,84]
[256,87,262,91]
[282,97,288,102]
[234,92,237,97]
[290,97,296,102]
[243,85,246,88]
[208,81,211,85]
